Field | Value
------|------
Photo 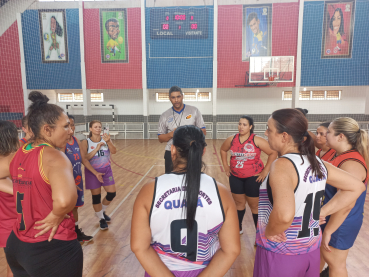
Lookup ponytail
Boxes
[332,117,369,166]
[272,109,324,179]
[172,125,207,230]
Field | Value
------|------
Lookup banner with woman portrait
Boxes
[242,4,272,61]
[100,9,129,63]
[321,1,355,59]
[39,9,68,63]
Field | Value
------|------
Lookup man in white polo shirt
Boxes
[158,86,206,173]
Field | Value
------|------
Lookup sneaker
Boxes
[103,212,111,222]
[320,267,329,277]
[75,227,93,242]
[99,219,109,230]
[239,230,243,235]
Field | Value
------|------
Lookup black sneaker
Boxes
[103,212,111,222]
[320,267,329,277]
[75,228,93,242]
[100,219,109,230]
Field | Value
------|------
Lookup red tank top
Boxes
[0,191,17,247]
[316,148,336,162]
[329,150,368,183]
[9,143,76,243]
[229,133,264,178]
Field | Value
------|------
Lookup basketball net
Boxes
[268,76,277,87]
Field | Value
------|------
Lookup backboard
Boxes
[249,56,294,83]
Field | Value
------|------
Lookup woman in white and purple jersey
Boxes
[81,120,117,231]
[254,109,365,277]
[131,125,240,277]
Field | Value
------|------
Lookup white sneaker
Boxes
[239,230,244,235]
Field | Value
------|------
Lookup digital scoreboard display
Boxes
[150,8,208,39]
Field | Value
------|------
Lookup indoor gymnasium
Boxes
[0,0,368,276]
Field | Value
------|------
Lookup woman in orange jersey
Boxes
[0,91,82,277]
[315,122,336,161]
[320,118,369,277]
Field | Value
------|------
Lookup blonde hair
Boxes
[331,117,369,166]
[88,120,102,138]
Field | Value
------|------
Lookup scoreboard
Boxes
[150,8,208,39]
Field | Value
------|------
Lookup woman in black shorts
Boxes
[221,115,277,234]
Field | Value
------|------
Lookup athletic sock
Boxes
[75,221,79,226]
[102,204,108,212]
[237,209,246,230]
[95,210,104,220]
[252,213,258,229]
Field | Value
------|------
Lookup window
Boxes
[282,90,341,101]
[299,91,311,100]
[282,91,292,100]
[156,92,211,102]
[58,92,104,102]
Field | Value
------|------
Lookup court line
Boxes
[82,165,155,248]
[213,145,224,172]
[111,156,155,179]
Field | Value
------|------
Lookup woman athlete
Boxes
[220,115,277,234]
[0,91,83,277]
[315,122,336,162]
[253,109,365,277]
[131,125,240,277]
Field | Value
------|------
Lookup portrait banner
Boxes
[39,10,68,63]
[321,1,355,59]
[242,4,272,61]
[100,9,129,63]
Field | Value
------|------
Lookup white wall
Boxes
[217,86,368,115]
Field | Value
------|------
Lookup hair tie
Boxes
[303,131,309,137]
[357,129,361,134]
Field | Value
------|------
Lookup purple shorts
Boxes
[253,246,320,277]
[85,166,115,190]
[145,268,204,277]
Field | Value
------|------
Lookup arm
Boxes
[34,147,78,241]
[265,159,296,238]
[320,161,366,218]
[158,132,174,143]
[103,134,117,154]
[0,154,15,194]
[195,109,206,136]
[131,181,174,277]
[254,136,278,182]
[220,136,233,177]
[76,138,104,183]
[81,139,102,160]
[0,178,13,195]
[198,183,240,277]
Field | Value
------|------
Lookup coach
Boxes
[158,86,206,173]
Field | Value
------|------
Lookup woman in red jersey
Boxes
[0,91,83,277]
[221,115,277,234]
[315,122,336,162]
[0,121,18,277]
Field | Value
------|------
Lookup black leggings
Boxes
[5,231,83,277]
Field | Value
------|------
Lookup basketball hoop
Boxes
[268,76,277,87]
[268,76,275,81]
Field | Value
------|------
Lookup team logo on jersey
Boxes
[186,114,192,120]
[75,175,82,186]
[244,143,255,152]
[67,148,73,154]
[91,146,95,149]
[168,117,174,123]
[326,49,331,54]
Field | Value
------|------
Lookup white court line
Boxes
[82,164,155,248]
[154,164,222,167]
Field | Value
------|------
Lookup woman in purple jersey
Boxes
[80,120,116,230]
[253,109,365,277]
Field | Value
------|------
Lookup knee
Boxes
[92,194,101,205]
[105,192,116,202]
[233,199,246,208]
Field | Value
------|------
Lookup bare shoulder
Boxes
[135,180,156,209]
[43,146,71,168]
[215,181,232,201]
[340,160,367,180]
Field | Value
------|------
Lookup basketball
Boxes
[43,33,49,41]
[118,36,123,44]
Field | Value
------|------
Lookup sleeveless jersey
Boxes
[229,133,264,178]
[323,150,368,224]
[65,136,83,187]
[87,138,111,169]
[150,173,225,271]
[0,191,17,247]
[316,148,336,162]
[9,143,77,242]
[256,153,328,255]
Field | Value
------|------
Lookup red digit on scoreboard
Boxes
[191,23,198,30]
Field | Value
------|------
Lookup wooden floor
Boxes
[1,139,368,276]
